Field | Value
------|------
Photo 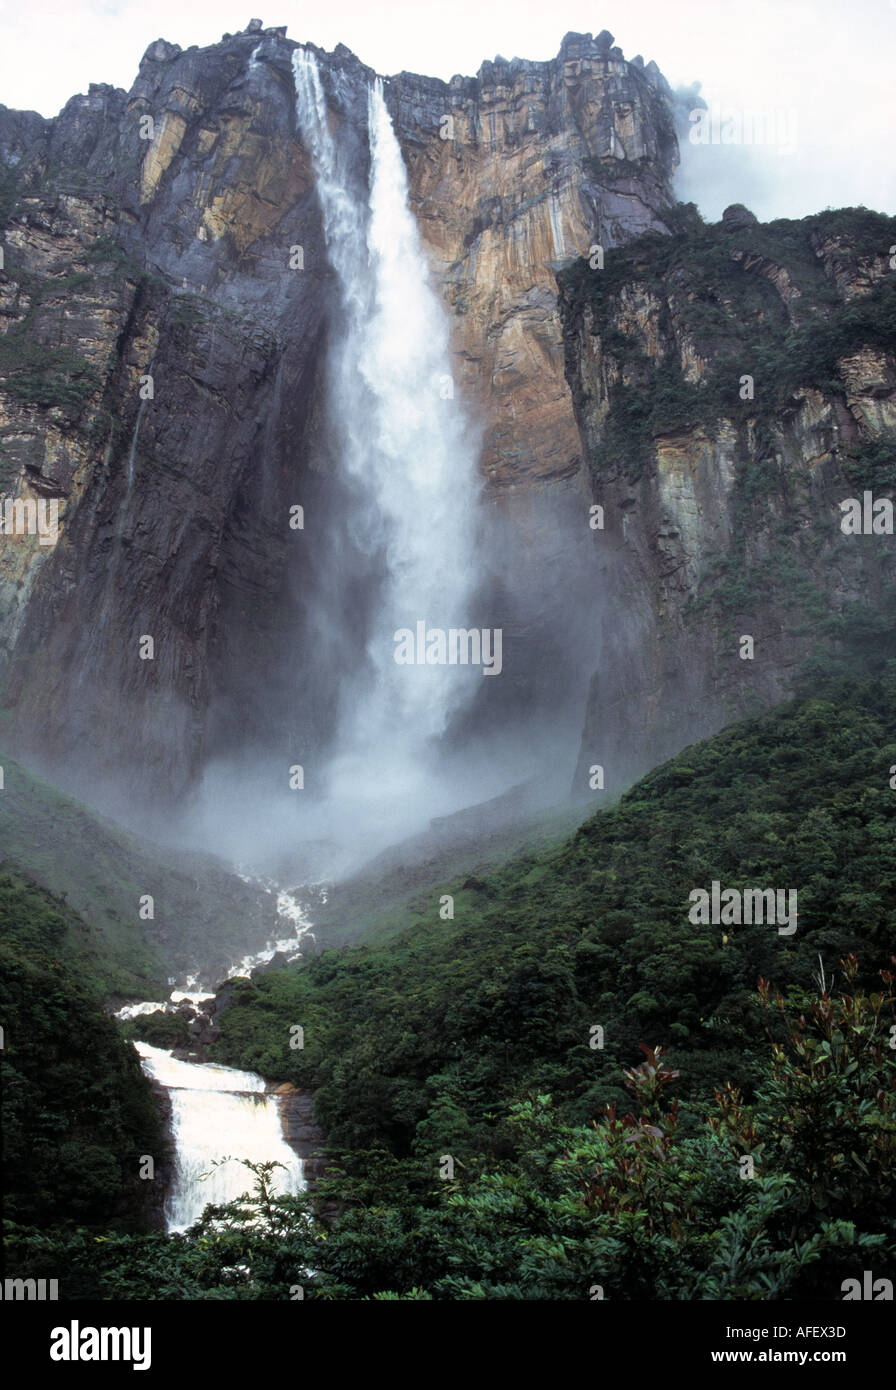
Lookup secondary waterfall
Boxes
[136,1043,304,1232]
[292,52,482,823]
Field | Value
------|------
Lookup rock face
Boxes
[0,33,329,801]
[390,30,678,490]
[145,1077,176,1230]
[0,26,893,813]
[270,1082,328,1187]
[558,205,896,792]
[0,26,679,807]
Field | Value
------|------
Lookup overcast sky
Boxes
[0,0,893,222]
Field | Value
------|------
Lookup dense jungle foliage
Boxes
[0,874,166,1229]
[4,668,896,1297]
[6,962,894,1299]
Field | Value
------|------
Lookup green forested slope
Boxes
[0,746,281,992]
[5,676,896,1298]
[0,874,167,1229]
[214,674,896,1158]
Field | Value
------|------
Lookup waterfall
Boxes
[292,52,483,825]
[136,1043,304,1232]
[121,900,314,1234]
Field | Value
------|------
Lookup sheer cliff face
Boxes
[0,26,679,803]
[390,30,678,490]
[558,205,896,792]
[1,26,893,817]
[0,32,331,797]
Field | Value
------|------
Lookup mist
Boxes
[672,77,894,225]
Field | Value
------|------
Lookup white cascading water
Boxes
[136,1043,304,1232]
[292,52,482,826]
[120,897,312,1233]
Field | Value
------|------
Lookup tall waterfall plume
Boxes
[292,51,485,844]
